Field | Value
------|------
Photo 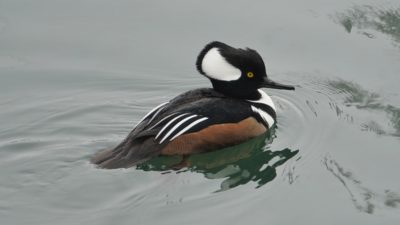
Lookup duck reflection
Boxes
[335,5,400,43]
[328,80,400,137]
[137,131,298,191]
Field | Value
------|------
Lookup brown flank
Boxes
[161,117,267,155]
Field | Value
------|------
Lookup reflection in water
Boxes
[327,80,400,137]
[324,155,400,214]
[335,5,400,44]
[137,131,299,191]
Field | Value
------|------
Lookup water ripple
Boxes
[1,70,399,224]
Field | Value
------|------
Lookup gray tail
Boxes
[90,138,163,169]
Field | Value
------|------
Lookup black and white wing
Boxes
[152,113,209,144]
[91,89,216,168]
[91,88,269,169]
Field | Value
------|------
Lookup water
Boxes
[1,1,400,224]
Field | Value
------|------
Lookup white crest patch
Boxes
[201,48,241,81]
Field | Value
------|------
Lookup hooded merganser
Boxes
[91,41,295,169]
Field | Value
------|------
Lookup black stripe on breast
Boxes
[251,102,276,120]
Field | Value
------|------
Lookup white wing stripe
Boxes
[169,117,208,141]
[155,113,188,140]
[251,106,275,128]
[159,114,199,143]
[147,104,168,124]
[136,102,169,125]
[147,113,178,130]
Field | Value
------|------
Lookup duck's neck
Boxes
[211,81,261,100]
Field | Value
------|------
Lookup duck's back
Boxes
[91,88,268,169]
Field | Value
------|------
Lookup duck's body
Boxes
[91,41,294,169]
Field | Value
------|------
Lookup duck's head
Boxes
[196,41,294,99]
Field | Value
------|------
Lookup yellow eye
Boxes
[247,72,254,78]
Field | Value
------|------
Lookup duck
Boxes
[91,41,295,169]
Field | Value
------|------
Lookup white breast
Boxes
[248,89,276,110]
[247,89,276,128]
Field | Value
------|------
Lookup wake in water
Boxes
[284,76,400,213]
[105,76,400,195]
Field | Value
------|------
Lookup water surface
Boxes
[1,1,400,225]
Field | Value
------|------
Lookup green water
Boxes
[1,1,400,225]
